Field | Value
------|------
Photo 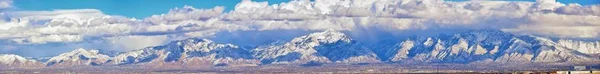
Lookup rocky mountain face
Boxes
[1,30,599,68]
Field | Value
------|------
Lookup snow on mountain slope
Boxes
[2,30,600,68]
[45,48,111,66]
[557,39,600,54]
[380,31,599,63]
[110,38,258,67]
[0,54,43,67]
[252,29,380,64]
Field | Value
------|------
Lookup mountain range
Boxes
[1,30,599,68]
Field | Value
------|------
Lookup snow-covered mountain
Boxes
[0,54,43,67]
[45,48,111,66]
[2,30,600,68]
[378,31,599,63]
[110,38,258,67]
[252,29,380,64]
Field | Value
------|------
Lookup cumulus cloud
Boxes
[144,6,225,24]
[0,6,247,51]
[555,4,600,16]
[1,0,600,55]
[104,35,170,51]
[11,34,83,44]
[0,9,138,44]
[214,0,599,38]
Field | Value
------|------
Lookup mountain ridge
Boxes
[252,29,380,64]
[377,31,599,63]
[1,30,599,68]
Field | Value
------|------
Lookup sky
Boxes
[447,0,600,5]
[12,0,599,18]
[14,0,292,18]
[1,0,600,57]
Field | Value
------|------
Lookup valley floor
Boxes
[1,62,598,73]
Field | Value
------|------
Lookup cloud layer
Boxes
[0,0,599,56]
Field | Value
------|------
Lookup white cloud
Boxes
[104,35,170,51]
[555,4,600,16]
[144,6,224,24]
[11,34,83,44]
[0,9,138,43]
[9,9,105,19]
[0,0,600,53]
[215,0,599,39]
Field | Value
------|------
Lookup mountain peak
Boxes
[110,38,258,66]
[45,48,110,66]
[323,29,340,33]
[253,29,379,64]
[0,54,21,57]
[73,48,99,54]
[170,38,214,45]
[187,38,214,43]
[0,54,30,64]
[61,48,102,57]
[165,38,238,52]
[291,29,351,44]
[0,54,41,67]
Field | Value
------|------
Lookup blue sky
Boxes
[13,0,599,18]
[14,0,292,19]
[447,0,600,5]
